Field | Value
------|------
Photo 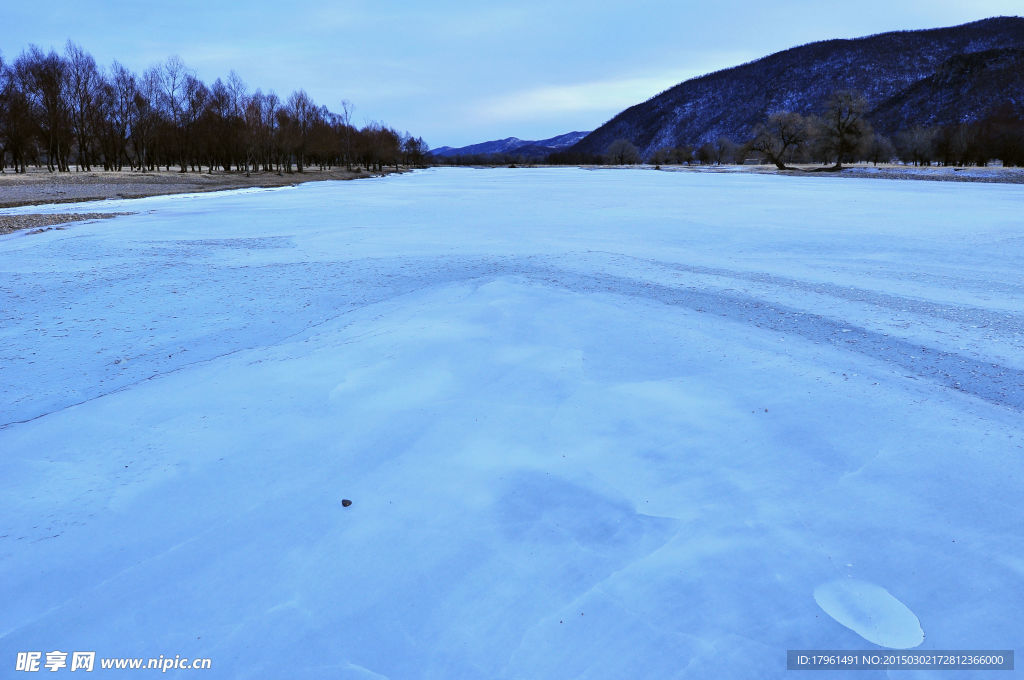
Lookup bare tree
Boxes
[895,126,937,166]
[605,138,640,165]
[402,133,428,166]
[934,123,976,166]
[158,56,193,171]
[817,90,872,169]
[0,40,424,175]
[226,71,249,170]
[64,41,101,170]
[866,133,895,166]
[205,78,231,171]
[226,71,247,119]
[159,56,187,128]
[181,73,208,171]
[285,89,315,171]
[751,111,809,169]
[19,46,72,171]
[359,122,401,170]
[715,136,740,164]
[246,90,279,171]
[133,66,164,171]
[339,99,354,170]
[262,91,281,171]
[105,61,137,170]
[649,147,672,165]
[0,52,8,171]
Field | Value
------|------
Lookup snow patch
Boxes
[814,579,924,649]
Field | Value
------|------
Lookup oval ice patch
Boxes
[814,579,924,649]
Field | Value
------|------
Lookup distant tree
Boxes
[605,138,640,165]
[19,46,73,171]
[978,104,1024,167]
[669,145,693,164]
[649,147,672,165]
[226,71,247,118]
[715,136,740,164]
[247,90,280,171]
[204,77,232,171]
[401,133,428,166]
[133,66,163,171]
[308,105,339,170]
[696,142,715,165]
[934,123,977,166]
[180,73,208,171]
[0,40,423,175]
[64,41,101,170]
[544,148,602,165]
[360,122,401,170]
[103,61,137,170]
[284,89,315,171]
[750,111,809,169]
[159,56,186,125]
[156,56,191,171]
[698,139,738,165]
[225,71,249,170]
[0,52,9,171]
[895,126,937,166]
[816,90,872,168]
[866,133,895,166]
[339,99,355,170]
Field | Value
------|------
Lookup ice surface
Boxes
[814,579,924,649]
[1,168,1022,678]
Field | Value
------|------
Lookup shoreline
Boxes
[720,164,1024,184]
[585,163,1024,184]
[3,162,1020,235]
[0,212,132,236]
[0,167,409,234]
[0,166,409,208]
[442,162,1024,184]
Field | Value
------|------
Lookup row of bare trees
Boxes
[545,90,1024,168]
[748,91,1024,169]
[0,42,429,174]
[888,109,1024,167]
[747,91,889,170]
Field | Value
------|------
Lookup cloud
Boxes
[472,71,705,123]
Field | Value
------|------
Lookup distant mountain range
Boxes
[431,131,590,158]
[571,16,1024,159]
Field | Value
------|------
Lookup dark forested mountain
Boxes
[432,130,589,158]
[572,17,1024,158]
[871,47,1024,132]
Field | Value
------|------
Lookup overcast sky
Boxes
[3,1,1021,148]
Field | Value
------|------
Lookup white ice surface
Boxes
[1,168,1022,678]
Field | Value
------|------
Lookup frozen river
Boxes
[2,168,1022,678]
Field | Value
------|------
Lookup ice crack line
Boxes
[527,266,1024,412]
[586,251,1024,336]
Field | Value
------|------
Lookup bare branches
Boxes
[0,42,418,174]
[816,90,872,169]
[751,112,811,170]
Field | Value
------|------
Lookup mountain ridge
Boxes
[432,130,590,158]
[570,16,1024,159]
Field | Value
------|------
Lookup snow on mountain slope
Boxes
[573,16,1024,156]
[1,169,1022,678]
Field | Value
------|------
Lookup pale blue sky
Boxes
[2,1,1021,147]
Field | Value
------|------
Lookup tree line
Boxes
[464,90,1024,169]
[0,41,429,174]
[744,91,1024,170]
